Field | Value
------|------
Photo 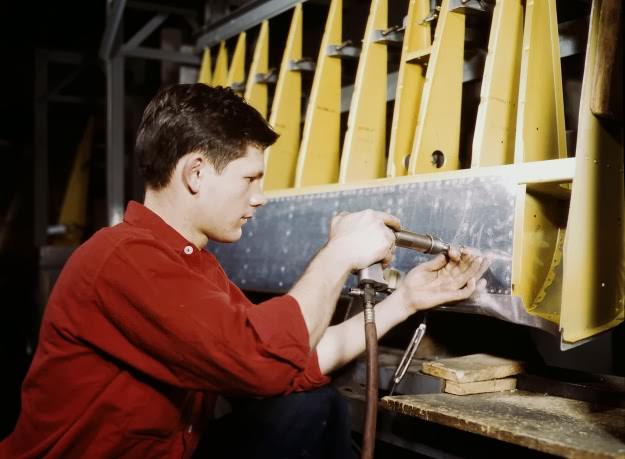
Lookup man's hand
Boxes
[395,248,490,315]
[325,210,400,271]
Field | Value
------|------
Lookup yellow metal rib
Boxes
[514,0,567,162]
[212,41,229,87]
[387,0,431,178]
[408,0,465,174]
[509,0,568,328]
[295,0,342,187]
[338,0,388,183]
[198,48,212,85]
[561,0,624,343]
[471,0,523,167]
[227,32,247,93]
[263,5,303,190]
[57,117,95,244]
[244,21,270,117]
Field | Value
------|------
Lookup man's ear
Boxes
[181,153,206,194]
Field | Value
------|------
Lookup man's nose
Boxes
[250,191,268,207]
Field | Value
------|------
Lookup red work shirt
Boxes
[1,201,329,458]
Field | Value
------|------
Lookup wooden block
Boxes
[444,377,517,395]
[381,391,625,458]
[421,354,524,383]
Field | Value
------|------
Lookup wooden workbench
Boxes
[382,391,625,458]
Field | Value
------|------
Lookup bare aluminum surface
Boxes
[210,176,553,333]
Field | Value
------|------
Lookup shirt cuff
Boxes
[294,350,331,391]
[246,294,311,369]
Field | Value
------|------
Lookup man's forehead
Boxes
[226,145,265,172]
[244,144,265,157]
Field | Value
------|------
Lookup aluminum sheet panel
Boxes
[211,176,515,296]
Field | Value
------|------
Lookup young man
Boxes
[1,84,488,458]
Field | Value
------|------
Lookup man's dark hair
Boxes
[135,83,278,190]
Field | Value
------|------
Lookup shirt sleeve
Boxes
[83,237,330,396]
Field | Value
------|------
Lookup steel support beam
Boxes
[100,0,128,59]
[125,13,169,48]
[196,0,309,51]
[121,45,200,64]
[106,29,126,226]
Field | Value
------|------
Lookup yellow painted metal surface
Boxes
[471,0,523,167]
[295,0,342,187]
[338,0,388,183]
[244,21,269,117]
[198,48,212,85]
[212,41,229,87]
[387,0,431,178]
[560,0,624,343]
[511,186,567,325]
[226,32,246,93]
[409,0,465,174]
[263,5,303,190]
[506,0,574,334]
[57,117,94,244]
[514,0,567,162]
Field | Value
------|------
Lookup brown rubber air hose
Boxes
[361,284,378,459]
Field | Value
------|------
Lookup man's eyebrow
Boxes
[247,170,264,179]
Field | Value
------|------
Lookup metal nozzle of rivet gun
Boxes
[394,230,450,255]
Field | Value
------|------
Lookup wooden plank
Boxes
[382,391,625,458]
[444,378,516,395]
[421,354,524,383]
[590,0,622,120]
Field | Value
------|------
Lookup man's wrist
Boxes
[318,240,354,273]
[393,286,418,320]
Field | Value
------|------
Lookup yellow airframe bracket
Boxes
[263,5,303,191]
[560,0,624,345]
[295,0,342,187]
[511,183,568,326]
[338,0,388,183]
[508,0,571,335]
[198,48,212,85]
[514,0,567,163]
[244,21,270,117]
[387,0,431,178]
[57,117,95,245]
[471,0,523,167]
[212,41,229,87]
[408,0,465,174]
[227,32,247,94]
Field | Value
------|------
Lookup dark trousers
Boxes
[195,386,355,459]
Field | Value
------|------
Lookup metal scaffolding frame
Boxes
[100,0,200,226]
[33,50,104,247]
[196,0,310,50]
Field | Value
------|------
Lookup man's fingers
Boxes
[374,210,401,232]
[421,253,448,271]
[447,246,461,262]
[421,277,477,310]
[458,254,490,284]
[447,277,477,302]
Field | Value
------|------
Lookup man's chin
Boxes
[210,229,243,244]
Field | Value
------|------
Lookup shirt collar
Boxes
[124,201,198,255]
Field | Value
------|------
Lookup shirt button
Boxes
[183,245,194,255]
